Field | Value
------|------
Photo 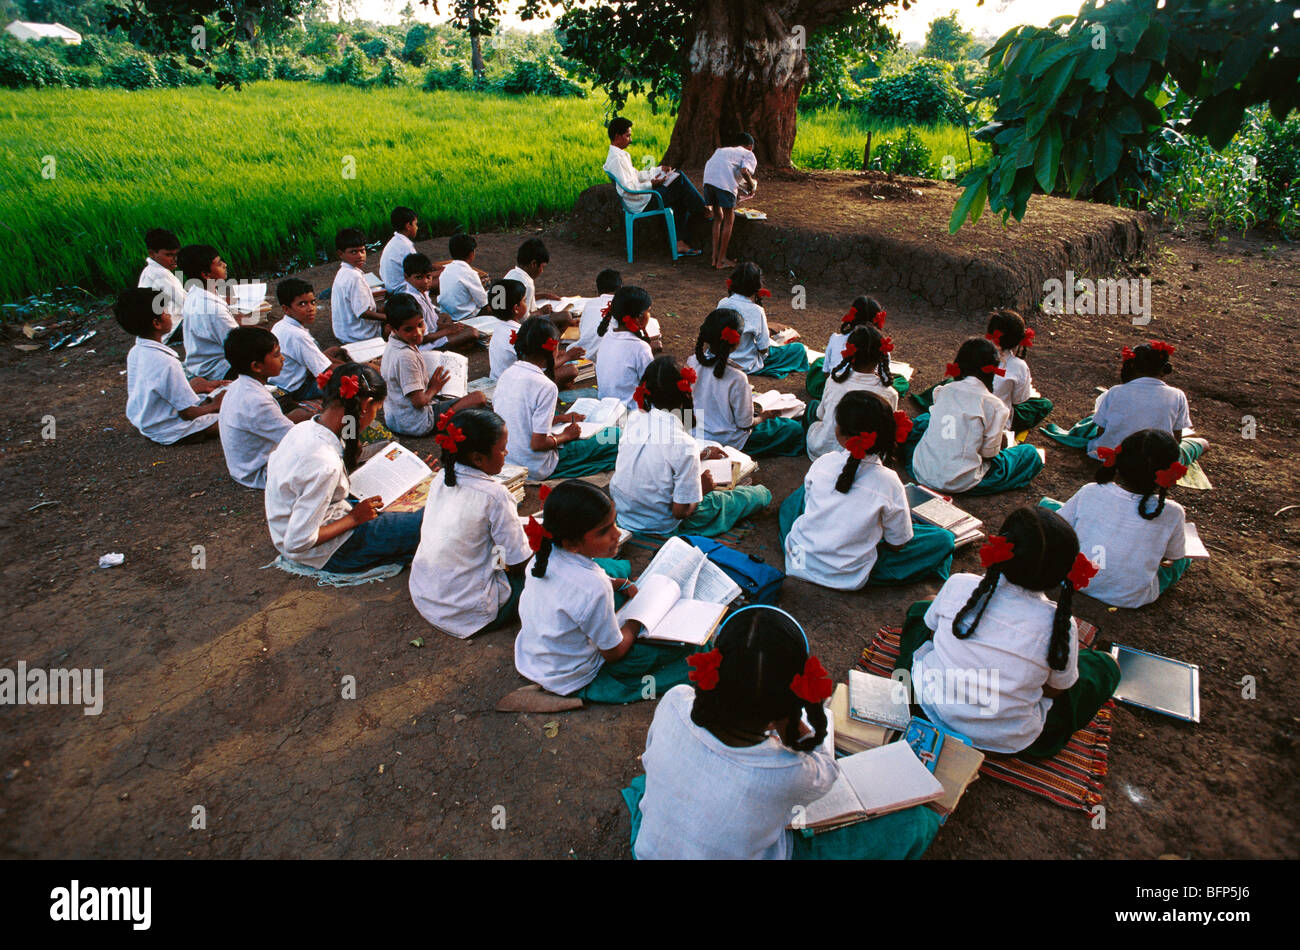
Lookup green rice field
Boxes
[0,81,983,304]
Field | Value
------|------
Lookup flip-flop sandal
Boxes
[678,248,703,257]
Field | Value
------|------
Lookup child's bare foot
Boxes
[716,258,736,270]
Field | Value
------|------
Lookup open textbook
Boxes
[348,442,431,510]
[422,349,468,399]
[615,574,729,645]
[797,740,944,831]
[905,483,983,548]
[633,536,742,607]
[343,337,386,363]
[536,296,587,315]
[550,397,628,439]
[753,389,806,418]
[703,446,758,489]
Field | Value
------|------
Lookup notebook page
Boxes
[616,575,681,634]
[838,742,944,815]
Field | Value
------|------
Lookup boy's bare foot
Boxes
[716,258,736,270]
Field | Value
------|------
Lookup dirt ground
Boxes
[1,173,1297,859]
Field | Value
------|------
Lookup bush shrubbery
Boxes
[103,54,160,90]
[0,37,66,89]
[868,128,936,177]
[861,60,968,125]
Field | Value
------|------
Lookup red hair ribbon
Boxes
[509,330,518,345]
[338,374,360,399]
[436,408,456,431]
[757,288,771,299]
[1097,445,1121,467]
[841,342,858,361]
[979,535,1015,568]
[982,365,1006,377]
[538,484,552,502]
[434,423,465,453]
[881,336,894,355]
[600,303,611,318]
[316,368,333,390]
[873,310,886,329]
[1121,345,1136,362]
[789,655,834,704]
[542,337,557,353]
[894,411,913,443]
[720,326,741,345]
[1022,328,1035,348]
[944,362,961,379]
[1149,339,1176,357]
[1067,553,1099,590]
[840,306,858,325]
[524,515,551,553]
[845,431,877,459]
[986,330,1003,347]
[632,382,650,411]
[621,315,640,332]
[688,648,723,691]
[725,278,732,290]
[677,366,697,394]
[1155,461,1187,488]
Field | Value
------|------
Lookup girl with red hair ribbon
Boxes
[717,262,809,379]
[805,293,897,401]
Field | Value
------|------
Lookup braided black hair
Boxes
[841,294,886,333]
[830,324,891,386]
[1120,341,1174,383]
[440,408,506,487]
[951,507,1080,671]
[690,607,828,754]
[833,390,896,493]
[531,480,614,578]
[514,315,559,381]
[726,261,763,299]
[986,308,1028,352]
[948,337,1000,393]
[637,355,693,414]
[488,278,527,321]
[695,308,744,379]
[1096,428,1180,520]
[322,362,387,473]
[597,285,652,340]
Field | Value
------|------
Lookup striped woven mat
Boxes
[858,626,1114,814]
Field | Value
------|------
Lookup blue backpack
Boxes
[681,535,785,606]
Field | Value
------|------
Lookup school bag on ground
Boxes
[681,535,785,606]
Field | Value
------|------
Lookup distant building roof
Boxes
[5,22,83,44]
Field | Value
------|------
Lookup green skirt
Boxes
[744,417,806,457]
[551,425,620,478]
[751,342,810,379]
[572,641,694,704]
[677,485,772,537]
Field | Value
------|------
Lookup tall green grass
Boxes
[791,108,989,174]
[0,82,977,304]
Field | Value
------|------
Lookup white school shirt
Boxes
[824,330,850,369]
[634,684,838,861]
[488,319,521,380]
[329,262,378,344]
[702,145,757,194]
[685,354,752,449]
[912,572,1080,754]
[596,330,654,408]
[409,464,534,638]
[1058,482,1187,608]
[994,349,1035,418]
[805,370,899,460]
[399,280,447,349]
[125,338,216,444]
[1089,377,1192,459]
[270,316,331,393]
[577,293,613,360]
[611,408,704,536]
[603,144,658,213]
[379,232,417,293]
[181,285,238,379]
[436,259,488,321]
[503,266,539,313]
[716,294,770,373]
[496,360,561,479]
[218,374,294,489]
[263,419,355,569]
[515,546,623,695]
[912,376,1010,493]
[784,453,913,590]
[137,258,187,341]
[380,335,437,436]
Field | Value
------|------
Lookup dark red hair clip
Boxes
[980,535,1015,568]
[524,515,551,553]
[688,648,723,691]
[434,422,465,453]
[757,288,771,299]
[1097,445,1120,467]
[541,337,558,353]
[945,362,961,379]
[881,336,894,355]
[982,364,1007,377]
[538,484,552,502]
[632,383,650,411]
[1022,328,1035,348]
[845,431,877,459]
[720,326,741,345]
[986,330,1003,346]
[677,366,697,393]
[509,330,518,345]
[789,656,833,704]
[894,411,913,443]
[621,316,640,332]
[1155,461,1187,488]
[436,408,456,431]
[1149,339,1175,357]
[840,306,857,325]
[1067,553,1099,590]
[316,368,333,390]
[873,310,886,328]
[338,374,360,399]
[1121,345,1136,362]
[841,342,858,361]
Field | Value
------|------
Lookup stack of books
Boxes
[753,389,806,419]
[905,483,983,548]
[570,358,596,385]
[494,463,528,505]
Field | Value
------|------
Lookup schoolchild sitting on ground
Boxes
[380,293,487,438]
[401,252,478,351]
[503,237,568,317]
[716,262,808,378]
[576,268,622,360]
[805,295,896,400]
[264,364,424,573]
[610,356,772,538]
[686,307,804,457]
[781,390,954,590]
[115,287,223,445]
[330,228,386,344]
[409,408,534,638]
[625,605,940,859]
[270,278,345,401]
[219,326,312,489]
[892,506,1120,758]
[1050,428,1192,608]
[379,205,422,294]
[594,285,656,408]
[513,480,692,706]
[488,279,586,384]
[805,323,900,460]
[495,317,619,480]
[179,243,239,380]
[907,337,1044,495]
[436,232,489,322]
[137,228,186,342]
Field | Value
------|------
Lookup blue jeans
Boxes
[654,174,706,240]
[324,510,424,573]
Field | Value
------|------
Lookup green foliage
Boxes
[862,59,969,124]
[922,10,974,62]
[0,36,66,88]
[868,127,936,177]
[103,53,161,90]
[497,56,583,97]
[360,36,391,61]
[273,53,318,81]
[66,34,108,67]
[422,61,473,91]
[401,23,435,66]
[322,48,368,87]
[372,55,406,88]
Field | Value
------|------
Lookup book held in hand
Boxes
[347,442,431,511]
[343,337,387,364]
[703,446,757,489]
[753,389,806,419]
[550,396,627,439]
[615,574,729,645]
[421,349,469,399]
[633,536,742,607]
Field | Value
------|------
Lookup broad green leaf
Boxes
[968,178,989,225]
[1188,89,1248,150]
[1035,121,1063,192]
[1212,37,1264,95]
[1094,123,1122,182]
[949,177,985,233]
[1111,104,1142,134]
[1112,58,1152,98]
[1133,18,1169,62]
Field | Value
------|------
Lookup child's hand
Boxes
[612,577,638,600]
[567,412,587,424]
[700,446,727,461]
[701,469,716,494]
[561,421,582,442]
[422,454,440,471]
[350,496,383,525]
[560,345,585,363]
[428,367,450,393]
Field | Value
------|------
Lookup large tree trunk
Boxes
[471,32,485,78]
[663,0,860,168]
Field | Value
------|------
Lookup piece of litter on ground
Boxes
[1124,783,1147,805]
[188,491,205,498]
[409,637,425,648]
[14,344,39,352]
[98,553,125,569]
[543,720,559,738]
[27,501,59,512]
[378,764,384,774]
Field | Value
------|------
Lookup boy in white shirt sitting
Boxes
[330,227,385,344]
[137,228,186,344]
[436,232,490,322]
[114,288,223,445]
[577,269,621,360]
[379,206,422,294]
[401,252,478,351]
[380,293,487,437]
[271,277,345,401]
[220,326,312,489]
[503,238,571,324]
[179,243,239,380]
[702,132,758,270]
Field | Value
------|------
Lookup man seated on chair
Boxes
[602,116,708,257]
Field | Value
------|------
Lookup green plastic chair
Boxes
[606,171,679,264]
